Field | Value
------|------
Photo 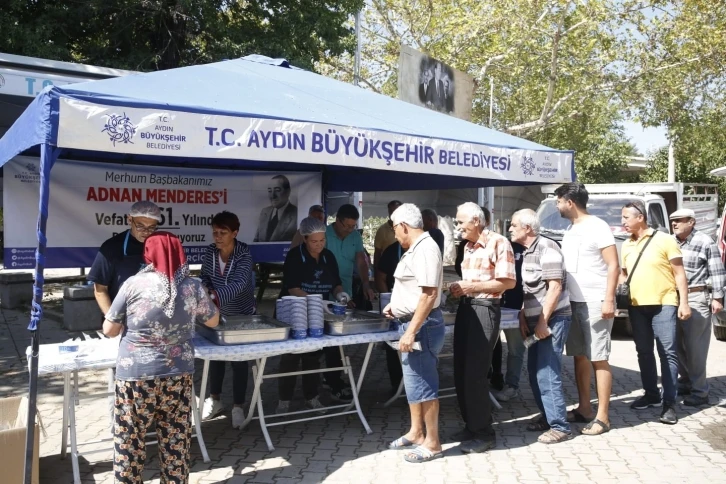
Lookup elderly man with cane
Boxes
[382,203,446,463]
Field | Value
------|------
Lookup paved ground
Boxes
[2,298,726,484]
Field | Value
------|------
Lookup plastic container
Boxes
[523,327,552,348]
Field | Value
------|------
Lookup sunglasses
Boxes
[625,203,644,216]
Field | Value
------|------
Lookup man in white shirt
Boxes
[556,183,620,436]
[383,203,446,463]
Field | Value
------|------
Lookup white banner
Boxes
[0,68,96,98]
[56,98,573,184]
[4,156,322,268]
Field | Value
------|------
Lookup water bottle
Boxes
[523,328,552,348]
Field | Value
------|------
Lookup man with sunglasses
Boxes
[620,200,689,425]
[88,201,162,429]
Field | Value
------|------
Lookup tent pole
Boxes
[24,143,60,484]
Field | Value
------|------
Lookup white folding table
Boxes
[35,329,403,481]
[193,330,400,451]
[34,338,210,484]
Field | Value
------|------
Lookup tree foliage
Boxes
[639,106,726,200]
[317,0,726,183]
[0,0,364,71]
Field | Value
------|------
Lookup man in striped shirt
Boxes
[670,208,725,406]
[509,209,572,444]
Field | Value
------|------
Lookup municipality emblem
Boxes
[520,156,535,176]
[102,113,137,146]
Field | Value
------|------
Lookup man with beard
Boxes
[556,183,620,435]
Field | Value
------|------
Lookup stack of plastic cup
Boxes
[275,299,286,322]
[306,294,325,337]
[287,296,308,339]
[379,292,392,314]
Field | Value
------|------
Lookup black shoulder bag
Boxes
[616,232,657,310]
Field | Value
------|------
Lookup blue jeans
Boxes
[527,315,571,434]
[629,305,678,404]
[399,309,446,404]
[503,328,525,389]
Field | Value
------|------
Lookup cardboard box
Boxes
[0,396,40,484]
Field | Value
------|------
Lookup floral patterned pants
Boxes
[114,374,192,483]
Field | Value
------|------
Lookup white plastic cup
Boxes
[379,292,392,313]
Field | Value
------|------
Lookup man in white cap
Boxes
[670,208,725,406]
[88,200,163,311]
[87,200,162,429]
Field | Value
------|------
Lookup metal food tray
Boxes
[196,314,291,345]
[324,310,390,336]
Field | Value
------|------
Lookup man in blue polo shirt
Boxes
[323,203,375,401]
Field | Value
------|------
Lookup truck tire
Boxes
[714,325,726,341]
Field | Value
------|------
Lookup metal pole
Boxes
[354,10,362,87]
[489,77,494,127]
[353,8,363,224]
[25,144,58,484]
[668,134,676,183]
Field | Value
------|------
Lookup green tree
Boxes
[641,106,726,201]
[0,0,364,71]
[318,0,726,183]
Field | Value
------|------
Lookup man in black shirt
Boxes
[491,241,526,401]
[88,200,162,317]
[87,200,161,428]
[375,240,407,389]
[422,208,445,253]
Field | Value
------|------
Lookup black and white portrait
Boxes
[417,57,455,114]
[254,174,298,242]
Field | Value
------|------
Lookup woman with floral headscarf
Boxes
[103,231,219,484]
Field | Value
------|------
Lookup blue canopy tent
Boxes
[0,55,574,483]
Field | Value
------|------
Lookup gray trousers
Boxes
[677,292,712,397]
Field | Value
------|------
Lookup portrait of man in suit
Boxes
[417,57,455,114]
[253,175,298,242]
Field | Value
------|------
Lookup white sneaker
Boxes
[494,386,520,402]
[202,397,225,420]
[276,400,291,415]
[231,406,245,429]
[305,396,326,414]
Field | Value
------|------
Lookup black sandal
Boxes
[566,409,591,423]
[581,418,610,436]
